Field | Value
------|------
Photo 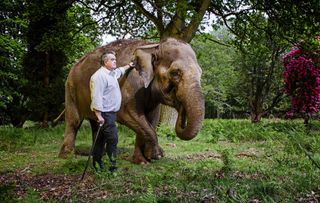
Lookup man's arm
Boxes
[94,110,104,125]
[90,74,105,125]
[118,62,134,75]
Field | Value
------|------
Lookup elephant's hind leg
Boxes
[58,107,83,158]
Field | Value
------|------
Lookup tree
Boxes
[191,31,238,118]
[283,37,320,125]
[84,0,319,43]
[210,0,320,46]
[0,0,100,127]
[22,0,78,127]
[0,0,28,126]
[83,0,210,42]
[3,0,318,126]
[231,12,289,122]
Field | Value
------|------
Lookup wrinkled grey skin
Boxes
[58,38,205,164]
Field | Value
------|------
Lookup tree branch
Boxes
[77,0,98,12]
[199,34,231,47]
[183,0,210,42]
[70,16,109,40]
[132,0,164,33]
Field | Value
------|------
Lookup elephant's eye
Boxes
[169,69,181,83]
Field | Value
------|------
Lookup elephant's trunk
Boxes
[175,82,205,140]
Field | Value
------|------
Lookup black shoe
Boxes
[93,158,105,171]
[109,166,118,173]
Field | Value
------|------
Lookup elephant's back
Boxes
[65,39,155,119]
[68,39,151,80]
[107,39,154,66]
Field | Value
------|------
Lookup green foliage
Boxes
[0,183,16,202]
[0,119,319,202]
[156,123,176,141]
[220,149,233,174]
[0,127,27,151]
[260,0,320,42]
[18,188,43,203]
[22,0,73,123]
[0,1,100,126]
[0,0,28,126]
[2,0,317,125]
[201,119,305,142]
[213,0,319,45]
[90,1,211,41]
[63,4,100,71]
[231,12,290,121]
[285,127,320,169]
[192,32,239,118]
[140,184,157,203]
[89,1,153,39]
[0,122,65,152]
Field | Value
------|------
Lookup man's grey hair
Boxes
[101,51,116,65]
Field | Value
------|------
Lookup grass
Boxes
[0,119,319,202]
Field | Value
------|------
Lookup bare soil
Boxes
[0,168,102,202]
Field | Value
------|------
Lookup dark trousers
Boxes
[93,112,118,166]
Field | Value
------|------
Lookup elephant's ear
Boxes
[134,44,159,88]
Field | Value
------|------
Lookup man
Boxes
[90,51,133,172]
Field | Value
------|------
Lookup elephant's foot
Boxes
[131,143,164,164]
[144,143,164,160]
[58,144,73,159]
[132,147,148,164]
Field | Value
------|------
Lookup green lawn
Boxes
[0,119,319,202]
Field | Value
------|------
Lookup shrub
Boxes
[283,37,320,117]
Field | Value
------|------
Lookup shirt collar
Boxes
[101,66,115,76]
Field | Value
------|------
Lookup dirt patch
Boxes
[182,151,222,161]
[178,150,260,162]
[0,168,104,202]
[297,189,320,203]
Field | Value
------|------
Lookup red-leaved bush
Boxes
[283,38,320,117]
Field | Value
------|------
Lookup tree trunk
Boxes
[41,112,49,128]
[159,105,178,128]
[250,112,262,123]
[250,95,264,123]
[41,52,50,128]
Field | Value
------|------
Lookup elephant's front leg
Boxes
[132,128,164,164]
[119,108,164,164]
[138,105,164,160]
[143,135,164,161]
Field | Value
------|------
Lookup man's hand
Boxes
[94,110,104,125]
[129,62,134,68]
[123,62,135,73]
[97,115,104,125]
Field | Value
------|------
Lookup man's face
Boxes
[104,54,117,70]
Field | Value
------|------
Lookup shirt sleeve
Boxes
[116,67,126,79]
[90,74,106,112]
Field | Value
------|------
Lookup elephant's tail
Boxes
[52,109,65,127]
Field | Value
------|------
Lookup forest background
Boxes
[1,1,320,202]
[1,0,320,127]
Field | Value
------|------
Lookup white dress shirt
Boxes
[90,66,126,112]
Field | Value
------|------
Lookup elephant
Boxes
[58,38,205,164]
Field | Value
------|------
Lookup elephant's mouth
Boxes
[160,83,176,106]
[178,105,187,129]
